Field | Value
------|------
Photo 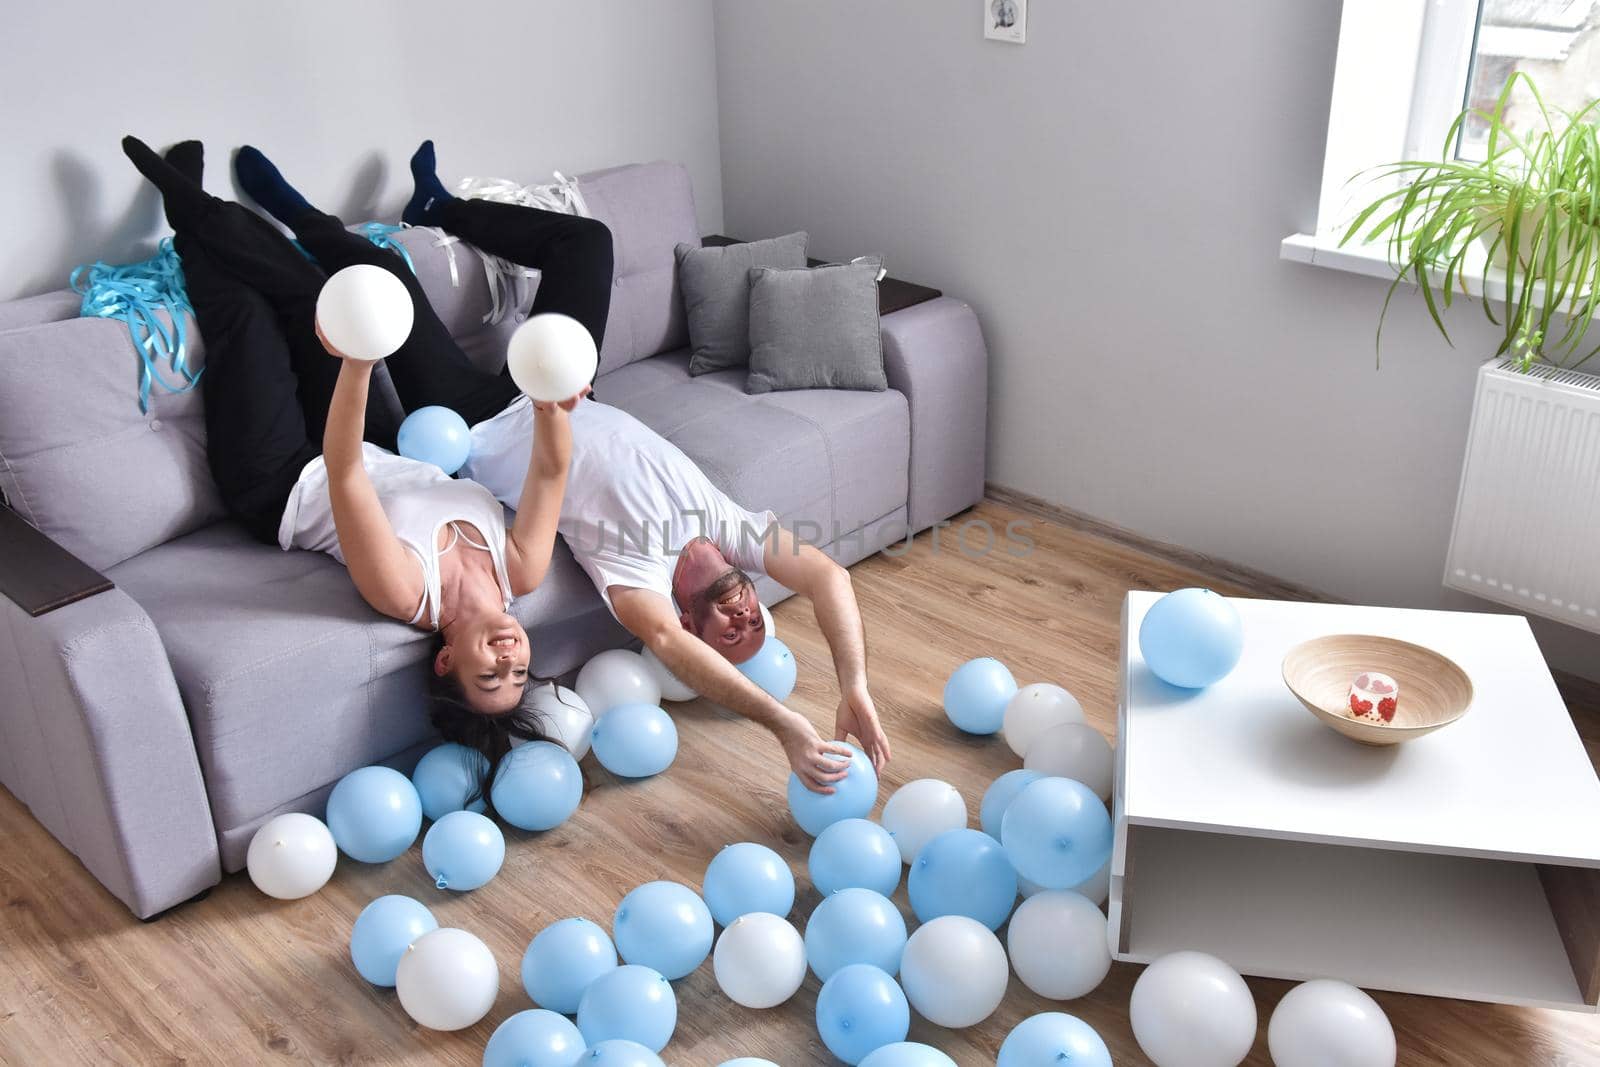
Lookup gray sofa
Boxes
[0,161,988,919]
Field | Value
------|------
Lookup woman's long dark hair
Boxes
[428,644,569,816]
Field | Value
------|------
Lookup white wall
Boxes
[2,0,723,301]
[713,0,1600,679]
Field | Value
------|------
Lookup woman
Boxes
[120,137,611,777]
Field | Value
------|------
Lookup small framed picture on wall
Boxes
[984,0,1026,43]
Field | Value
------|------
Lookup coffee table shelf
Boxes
[1109,592,1600,1012]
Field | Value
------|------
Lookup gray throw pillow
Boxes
[676,232,809,375]
[745,258,886,394]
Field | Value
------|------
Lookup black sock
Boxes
[164,140,204,185]
[235,145,313,226]
[402,139,453,227]
[122,135,215,231]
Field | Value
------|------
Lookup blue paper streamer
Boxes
[70,238,200,413]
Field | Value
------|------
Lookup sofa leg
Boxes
[138,886,212,922]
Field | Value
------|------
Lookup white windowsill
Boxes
[1280,232,1583,309]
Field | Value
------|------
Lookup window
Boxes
[1459,1,1600,160]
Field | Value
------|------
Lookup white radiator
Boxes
[1445,358,1600,633]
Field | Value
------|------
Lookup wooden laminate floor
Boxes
[3,500,1598,1065]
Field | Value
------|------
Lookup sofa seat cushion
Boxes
[598,351,910,542]
[105,519,623,832]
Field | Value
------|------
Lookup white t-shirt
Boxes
[462,397,776,616]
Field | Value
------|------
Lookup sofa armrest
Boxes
[881,297,989,533]
[0,501,113,615]
[0,585,220,918]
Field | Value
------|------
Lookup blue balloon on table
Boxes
[1000,777,1113,890]
[491,740,583,831]
[590,703,678,778]
[483,1008,587,1067]
[787,744,879,837]
[737,635,797,700]
[703,842,796,926]
[325,765,423,863]
[421,809,504,891]
[396,404,471,475]
[349,894,437,986]
[804,887,908,981]
[1138,587,1244,689]
[586,1041,665,1067]
[613,881,714,979]
[942,656,1018,734]
[809,818,901,897]
[908,827,1018,930]
[522,916,619,1015]
[816,964,911,1065]
[410,742,488,822]
[858,1043,959,1067]
[577,964,677,1053]
[980,768,1044,839]
[998,1012,1113,1067]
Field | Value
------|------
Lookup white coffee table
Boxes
[1110,592,1600,1011]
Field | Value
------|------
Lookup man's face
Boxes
[673,538,767,663]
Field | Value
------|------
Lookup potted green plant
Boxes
[1342,72,1600,370]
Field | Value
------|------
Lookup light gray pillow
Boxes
[676,232,809,375]
[745,258,886,394]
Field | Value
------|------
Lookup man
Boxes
[463,396,892,792]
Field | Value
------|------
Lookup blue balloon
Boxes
[816,964,911,1065]
[1138,587,1244,689]
[737,635,797,700]
[411,742,489,821]
[590,704,678,778]
[522,916,619,1015]
[809,818,901,897]
[787,744,878,837]
[718,1061,781,1067]
[613,881,713,980]
[858,1043,959,1067]
[483,1008,587,1067]
[1000,777,1113,890]
[804,887,908,981]
[998,1012,1113,1067]
[491,740,583,831]
[585,1041,665,1067]
[908,828,1018,930]
[942,657,1018,734]
[980,769,1044,839]
[397,404,471,475]
[349,894,437,986]
[576,965,677,1053]
[325,765,423,863]
[422,810,505,891]
[703,842,796,927]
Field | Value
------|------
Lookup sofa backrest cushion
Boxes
[577,162,700,376]
[0,312,224,570]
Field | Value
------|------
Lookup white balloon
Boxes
[1006,890,1111,1000]
[395,928,499,1031]
[1130,951,1257,1067]
[641,646,697,702]
[1003,683,1085,758]
[1019,859,1111,906]
[1269,980,1395,1067]
[712,912,807,1009]
[881,779,968,864]
[522,683,595,759]
[315,264,415,361]
[506,313,598,402]
[246,813,337,900]
[1023,723,1115,800]
[899,915,1009,1029]
[576,649,662,716]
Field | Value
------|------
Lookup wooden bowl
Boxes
[1281,634,1473,746]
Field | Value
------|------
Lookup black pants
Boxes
[166,184,612,544]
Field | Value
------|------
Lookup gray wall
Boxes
[714,0,1600,679]
[2,0,723,301]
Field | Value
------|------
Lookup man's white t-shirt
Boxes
[461,397,776,616]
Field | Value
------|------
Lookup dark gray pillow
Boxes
[676,232,809,375]
[745,258,885,394]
